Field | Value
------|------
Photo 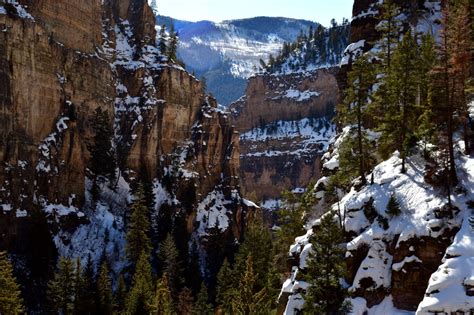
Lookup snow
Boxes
[3,0,34,20]
[350,296,414,315]
[273,89,320,102]
[242,198,260,209]
[195,190,232,235]
[1,204,12,212]
[15,209,27,218]
[340,40,365,66]
[417,154,474,313]
[392,255,422,272]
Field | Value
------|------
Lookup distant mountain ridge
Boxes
[156,15,320,105]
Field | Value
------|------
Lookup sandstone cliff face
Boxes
[231,69,339,202]
[0,0,250,307]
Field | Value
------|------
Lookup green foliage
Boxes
[48,257,77,315]
[151,273,174,315]
[126,185,152,266]
[158,234,183,299]
[75,256,97,314]
[125,252,154,315]
[216,259,234,313]
[115,274,127,313]
[231,256,269,315]
[337,55,376,185]
[265,20,350,73]
[303,212,350,314]
[194,283,213,315]
[233,213,273,299]
[0,252,24,315]
[97,262,114,315]
[386,193,402,217]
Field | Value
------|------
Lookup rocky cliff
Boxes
[231,69,339,204]
[0,0,252,309]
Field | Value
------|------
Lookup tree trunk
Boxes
[357,80,366,185]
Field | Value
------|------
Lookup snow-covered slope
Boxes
[282,138,474,314]
[156,15,319,105]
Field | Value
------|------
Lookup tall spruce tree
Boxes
[158,234,183,300]
[337,54,376,184]
[125,252,154,315]
[151,273,173,315]
[97,262,113,315]
[231,256,269,315]
[126,185,152,266]
[48,257,77,315]
[379,31,420,173]
[194,283,213,315]
[74,256,96,314]
[0,252,24,315]
[115,274,127,313]
[303,212,349,314]
[216,259,234,314]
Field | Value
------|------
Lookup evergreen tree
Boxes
[88,107,116,197]
[126,185,152,266]
[0,252,24,315]
[158,234,183,300]
[378,31,419,173]
[303,212,350,314]
[233,212,273,296]
[125,252,154,315]
[177,287,194,315]
[194,283,213,315]
[231,256,269,315]
[375,0,401,69]
[159,25,167,55]
[74,256,96,315]
[386,193,401,217]
[168,24,178,61]
[151,273,174,315]
[115,274,127,313]
[97,262,113,315]
[448,0,472,154]
[48,257,77,315]
[216,259,234,314]
[337,54,376,184]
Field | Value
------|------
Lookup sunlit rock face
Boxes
[0,0,253,309]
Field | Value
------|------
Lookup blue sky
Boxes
[152,0,354,27]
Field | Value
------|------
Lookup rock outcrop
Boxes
[0,0,251,309]
[231,69,339,202]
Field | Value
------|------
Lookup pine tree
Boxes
[194,283,213,315]
[375,0,401,70]
[177,287,194,315]
[379,31,420,173]
[168,24,178,61]
[303,212,349,314]
[337,54,376,184]
[88,107,116,197]
[151,273,174,315]
[159,25,167,55]
[386,193,401,217]
[115,274,127,313]
[0,252,24,315]
[97,262,113,315]
[158,234,183,300]
[48,257,77,315]
[448,0,472,154]
[74,256,96,315]
[125,252,154,315]
[126,184,152,266]
[233,212,273,296]
[216,259,234,314]
[231,256,269,315]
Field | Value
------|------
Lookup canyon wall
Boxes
[0,0,251,308]
[231,69,339,203]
